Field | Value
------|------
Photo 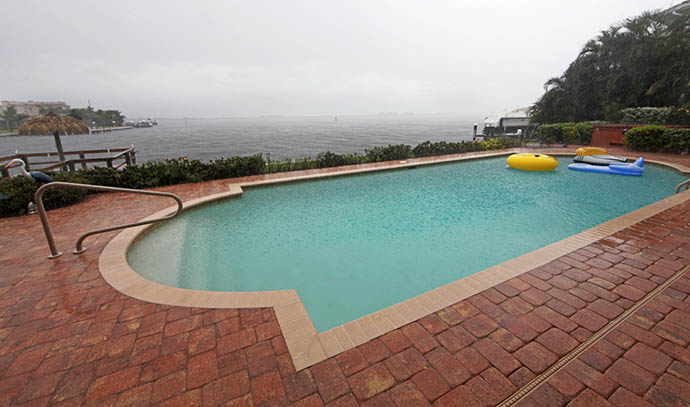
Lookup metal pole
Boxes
[675,179,690,194]
[35,185,62,258]
[20,155,30,171]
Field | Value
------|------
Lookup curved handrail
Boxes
[676,179,690,194]
[35,182,183,259]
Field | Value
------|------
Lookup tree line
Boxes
[0,105,125,130]
[0,106,28,130]
[38,106,125,128]
[530,7,690,124]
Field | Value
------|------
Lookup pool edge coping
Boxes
[98,150,690,371]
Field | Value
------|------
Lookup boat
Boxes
[568,157,644,176]
[506,153,559,171]
[133,119,154,128]
[573,155,628,166]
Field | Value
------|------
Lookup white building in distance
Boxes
[0,100,70,117]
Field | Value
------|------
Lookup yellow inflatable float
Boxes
[575,147,608,156]
[506,154,559,171]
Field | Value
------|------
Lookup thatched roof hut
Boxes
[18,113,89,135]
[17,113,90,171]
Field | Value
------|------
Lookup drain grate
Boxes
[497,264,690,407]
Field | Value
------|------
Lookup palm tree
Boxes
[0,106,29,130]
[530,7,689,124]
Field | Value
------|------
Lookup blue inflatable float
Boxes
[568,157,644,176]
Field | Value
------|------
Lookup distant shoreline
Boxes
[0,126,133,137]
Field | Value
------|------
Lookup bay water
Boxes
[0,115,480,163]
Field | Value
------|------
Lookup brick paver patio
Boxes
[0,147,689,406]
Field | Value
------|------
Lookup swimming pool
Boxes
[127,156,686,331]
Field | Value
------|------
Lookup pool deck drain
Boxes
[0,146,689,406]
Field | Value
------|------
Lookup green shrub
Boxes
[537,124,563,144]
[0,172,89,218]
[537,122,597,145]
[620,107,673,124]
[265,157,319,173]
[0,140,519,218]
[561,125,580,145]
[202,155,266,180]
[412,141,462,156]
[574,122,595,145]
[666,128,690,153]
[411,139,515,157]
[618,106,690,125]
[624,125,690,152]
[313,151,351,168]
[668,105,690,126]
[365,144,412,162]
[481,138,506,150]
[624,125,671,151]
[617,106,690,125]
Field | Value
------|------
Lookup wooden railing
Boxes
[0,146,136,177]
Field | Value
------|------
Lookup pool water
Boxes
[127,156,686,331]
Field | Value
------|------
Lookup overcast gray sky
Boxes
[0,0,677,118]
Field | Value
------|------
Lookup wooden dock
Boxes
[88,126,133,133]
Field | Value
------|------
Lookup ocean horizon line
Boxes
[130,113,483,121]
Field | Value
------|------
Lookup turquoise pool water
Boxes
[127,156,686,331]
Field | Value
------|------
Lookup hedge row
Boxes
[624,125,690,153]
[537,122,604,145]
[0,139,516,218]
[620,106,690,125]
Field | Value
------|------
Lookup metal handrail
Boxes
[35,182,183,259]
[676,179,690,194]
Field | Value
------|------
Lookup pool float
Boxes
[506,154,558,171]
[568,157,644,176]
[575,147,609,156]
[573,154,628,166]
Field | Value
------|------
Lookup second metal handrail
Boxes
[35,182,183,259]
[676,179,690,194]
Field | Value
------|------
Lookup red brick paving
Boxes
[0,151,689,405]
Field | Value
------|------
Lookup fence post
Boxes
[79,153,87,170]
[0,166,8,178]
[68,161,76,172]
[131,150,137,165]
[20,155,30,171]
[124,152,132,166]
[107,159,113,168]
[52,132,68,171]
